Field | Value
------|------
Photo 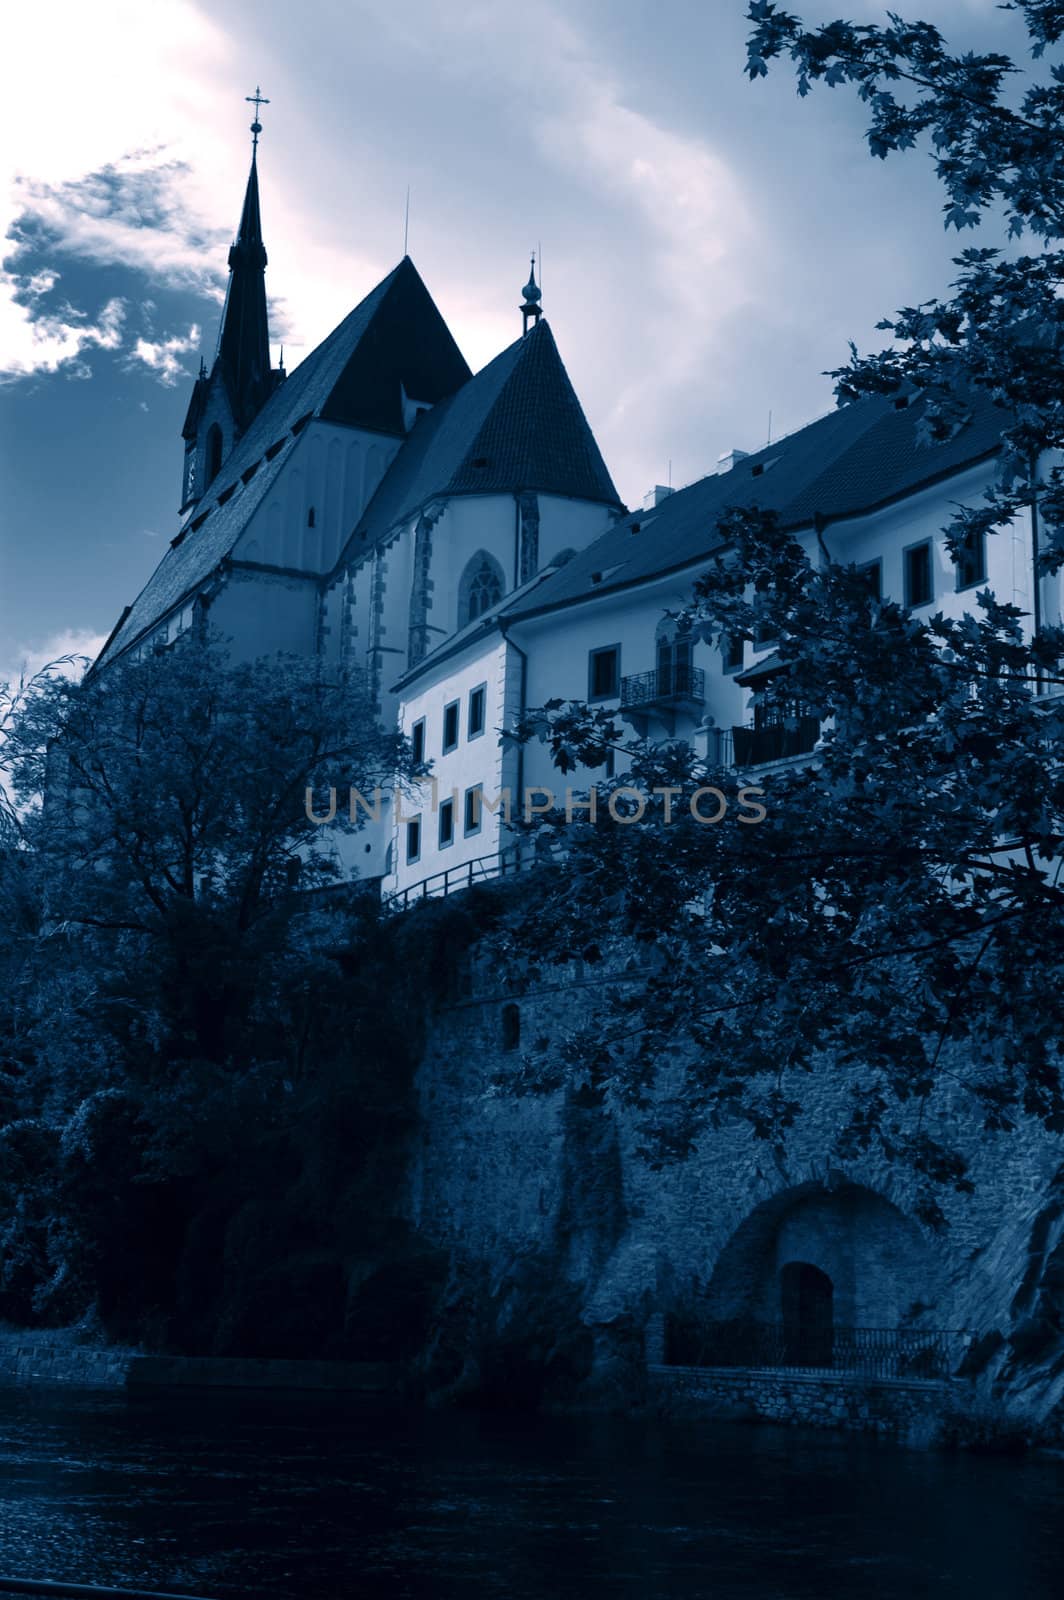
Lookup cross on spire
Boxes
[246,86,269,153]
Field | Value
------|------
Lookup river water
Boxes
[0,1389,1061,1599]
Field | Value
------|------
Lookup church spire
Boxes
[520,253,542,336]
[179,93,279,511]
[215,91,273,431]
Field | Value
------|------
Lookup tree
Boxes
[488,2,1064,1221]
[0,640,422,1337]
[3,638,407,1070]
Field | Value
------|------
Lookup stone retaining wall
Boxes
[0,1346,134,1388]
[649,1363,958,1444]
[0,1347,395,1393]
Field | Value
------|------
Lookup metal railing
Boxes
[665,1318,970,1381]
[383,843,555,911]
[621,664,706,709]
[732,714,821,767]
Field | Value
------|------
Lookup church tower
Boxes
[180,90,283,513]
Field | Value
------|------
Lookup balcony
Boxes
[732,713,821,768]
[620,665,706,733]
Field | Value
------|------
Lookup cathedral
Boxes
[93,130,624,879]
[94,126,1057,899]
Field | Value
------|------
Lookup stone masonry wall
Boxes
[405,954,1064,1432]
[649,1364,954,1446]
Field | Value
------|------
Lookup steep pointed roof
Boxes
[94,259,471,671]
[343,318,621,557]
[215,154,273,431]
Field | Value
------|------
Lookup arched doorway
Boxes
[780,1260,834,1367]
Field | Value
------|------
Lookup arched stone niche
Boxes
[702,1180,944,1330]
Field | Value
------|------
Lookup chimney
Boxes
[716,448,750,475]
[642,484,675,510]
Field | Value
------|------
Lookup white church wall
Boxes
[427,495,517,627]
[207,569,319,661]
[427,495,618,637]
[536,495,618,571]
[376,525,418,726]
[233,421,402,574]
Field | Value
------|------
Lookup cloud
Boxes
[0,0,236,388]
[126,323,201,386]
[0,290,126,384]
[1,627,105,693]
[0,148,225,383]
[8,153,227,295]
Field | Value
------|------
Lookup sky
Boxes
[0,0,1033,685]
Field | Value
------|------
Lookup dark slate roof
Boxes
[502,389,1004,621]
[215,153,272,431]
[340,319,621,561]
[94,258,472,671]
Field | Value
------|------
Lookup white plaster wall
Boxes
[536,495,619,571]
[427,494,618,638]
[821,460,1041,630]
[233,421,401,574]
[387,457,1056,899]
[376,526,417,723]
[389,636,514,895]
[206,570,319,661]
[512,577,730,794]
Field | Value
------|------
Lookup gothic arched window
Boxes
[458,550,505,629]
[205,423,224,486]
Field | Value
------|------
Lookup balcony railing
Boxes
[732,713,821,767]
[621,664,706,709]
[665,1317,970,1381]
[383,842,562,911]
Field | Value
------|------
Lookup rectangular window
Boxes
[858,559,882,600]
[406,816,421,865]
[588,645,620,701]
[442,700,459,753]
[438,797,455,848]
[904,540,933,608]
[723,634,744,672]
[468,683,486,740]
[410,718,425,765]
[464,784,483,836]
[955,528,986,590]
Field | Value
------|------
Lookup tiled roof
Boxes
[502,390,1004,620]
[94,258,471,670]
[342,319,621,561]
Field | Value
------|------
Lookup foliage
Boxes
[0,641,431,1344]
[745,0,1064,571]
[489,3,1064,1218]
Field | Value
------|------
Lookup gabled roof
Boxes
[341,318,621,559]
[94,258,471,671]
[500,389,1004,621]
